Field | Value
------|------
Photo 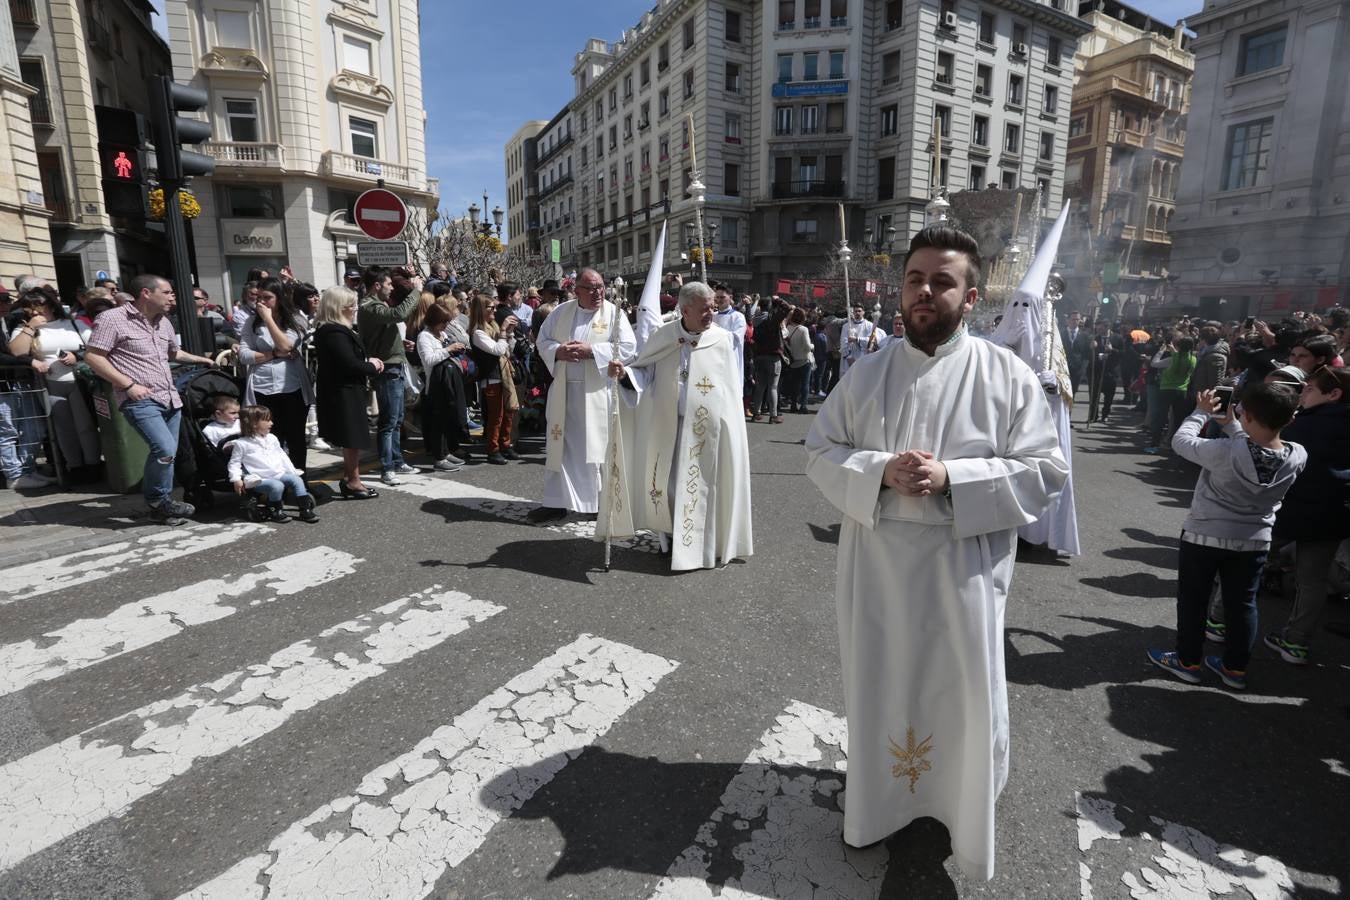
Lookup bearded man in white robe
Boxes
[805,225,1068,880]
[840,303,877,376]
[533,268,636,521]
[711,282,747,387]
[603,281,753,571]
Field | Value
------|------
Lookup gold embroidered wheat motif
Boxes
[888,728,934,793]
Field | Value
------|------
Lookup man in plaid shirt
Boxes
[86,274,216,525]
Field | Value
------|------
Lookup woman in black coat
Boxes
[313,286,384,499]
[1266,366,1350,662]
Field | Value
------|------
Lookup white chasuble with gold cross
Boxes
[598,319,753,571]
[804,330,1067,880]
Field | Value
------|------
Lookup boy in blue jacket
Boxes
[1148,383,1307,690]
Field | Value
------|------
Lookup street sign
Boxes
[355,240,410,267]
[550,239,561,264]
[95,270,109,281]
[353,189,408,240]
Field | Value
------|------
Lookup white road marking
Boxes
[380,473,663,553]
[1075,794,1298,899]
[0,522,271,605]
[0,585,503,873]
[0,546,359,698]
[181,634,678,900]
[649,700,887,900]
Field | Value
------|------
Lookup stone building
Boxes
[535,106,578,268]
[0,0,53,286]
[505,118,546,256]
[166,0,437,306]
[1169,0,1350,319]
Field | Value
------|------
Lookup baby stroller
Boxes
[177,367,246,511]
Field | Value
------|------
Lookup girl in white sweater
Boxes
[228,406,318,523]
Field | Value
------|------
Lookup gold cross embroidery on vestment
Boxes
[695,376,714,395]
[550,424,562,440]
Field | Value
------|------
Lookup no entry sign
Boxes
[353,189,408,241]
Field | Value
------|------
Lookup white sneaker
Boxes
[308,436,332,451]
[11,472,54,489]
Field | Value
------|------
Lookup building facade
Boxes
[167,0,437,307]
[10,0,171,298]
[547,0,1088,296]
[535,106,578,267]
[1169,0,1350,319]
[1060,0,1192,317]
[0,0,54,285]
[505,118,546,255]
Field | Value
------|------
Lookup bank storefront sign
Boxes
[771,80,849,98]
[222,219,286,256]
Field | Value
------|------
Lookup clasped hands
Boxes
[883,449,948,497]
[556,341,593,363]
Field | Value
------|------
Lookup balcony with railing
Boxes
[9,0,37,27]
[1112,128,1146,148]
[1147,132,1184,157]
[539,173,573,200]
[27,94,51,126]
[204,141,285,168]
[536,131,574,164]
[319,150,436,193]
[771,179,845,199]
[45,196,70,222]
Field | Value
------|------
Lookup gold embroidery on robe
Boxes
[888,727,934,793]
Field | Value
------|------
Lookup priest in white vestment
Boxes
[602,281,753,571]
[805,225,1068,880]
[534,268,636,520]
[840,304,877,376]
[711,283,747,388]
[990,203,1080,556]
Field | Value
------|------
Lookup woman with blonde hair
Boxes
[468,289,519,464]
[312,286,385,497]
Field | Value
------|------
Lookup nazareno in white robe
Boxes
[598,320,753,571]
[804,328,1067,880]
[537,300,636,513]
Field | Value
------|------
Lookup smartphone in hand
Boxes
[1214,384,1235,416]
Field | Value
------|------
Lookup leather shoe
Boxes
[339,481,379,500]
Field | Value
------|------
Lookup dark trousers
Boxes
[1091,377,1117,420]
[1176,536,1268,670]
[825,353,841,393]
[256,389,308,474]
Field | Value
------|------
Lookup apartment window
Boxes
[581,111,589,131]
[1004,123,1020,153]
[1001,169,1017,189]
[641,58,650,87]
[581,145,589,166]
[1222,118,1273,190]
[595,100,603,122]
[624,158,633,181]
[878,157,895,201]
[1043,84,1058,115]
[225,98,259,142]
[222,184,280,218]
[882,51,900,85]
[799,155,818,181]
[725,111,741,143]
[660,177,670,200]
[721,216,739,247]
[801,105,819,134]
[775,105,793,135]
[596,135,603,158]
[682,120,690,147]
[215,10,251,48]
[640,101,650,127]
[1012,23,1027,50]
[726,9,742,42]
[349,116,377,157]
[609,124,618,151]
[639,232,651,254]
[641,145,650,169]
[975,64,992,97]
[624,114,633,140]
[342,36,372,76]
[37,152,65,220]
[979,12,995,45]
[972,114,989,147]
[1238,26,1286,76]
[683,168,692,195]
[885,0,901,31]
[970,164,986,189]
[1037,177,1050,204]
[624,74,633,100]
[778,53,793,83]
[804,0,820,28]
[1048,36,1062,67]
[934,105,951,138]
[683,17,696,50]
[641,185,650,207]
[725,162,740,196]
[1069,115,1086,138]
[779,0,796,30]
[826,101,845,133]
[880,104,898,136]
[823,52,842,81]
[683,68,695,99]
[725,61,742,92]
[1039,131,1054,160]
[793,218,818,240]
[658,41,670,70]
[659,88,670,116]
[1008,74,1024,106]
[609,87,617,112]
[830,0,847,27]
[804,52,819,82]
[936,51,954,85]
[659,133,670,159]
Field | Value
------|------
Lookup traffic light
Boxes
[150,77,214,183]
[95,105,148,217]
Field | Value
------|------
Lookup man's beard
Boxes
[902,304,964,352]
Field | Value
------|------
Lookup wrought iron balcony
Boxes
[771,179,845,199]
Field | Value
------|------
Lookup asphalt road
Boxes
[0,395,1345,899]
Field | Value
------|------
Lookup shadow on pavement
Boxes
[1101,544,1176,570]
[808,522,840,544]
[1079,570,1175,599]
[1007,615,1172,691]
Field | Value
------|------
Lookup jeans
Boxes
[121,398,182,509]
[373,366,406,473]
[752,355,781,416]
[249,473,308,503]
[1176,536,1268,670]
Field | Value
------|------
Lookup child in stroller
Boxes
[179,368,246,509]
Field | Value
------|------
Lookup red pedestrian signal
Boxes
[114,151,134,179]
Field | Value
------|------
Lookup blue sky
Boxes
[149,0,1205,240]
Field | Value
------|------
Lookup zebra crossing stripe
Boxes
[0,546,360,699]
[0,522,271,605]
[648,700,888,899]
[180,634,679,900]
[380,473,663,553]
[0,585,504,873]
